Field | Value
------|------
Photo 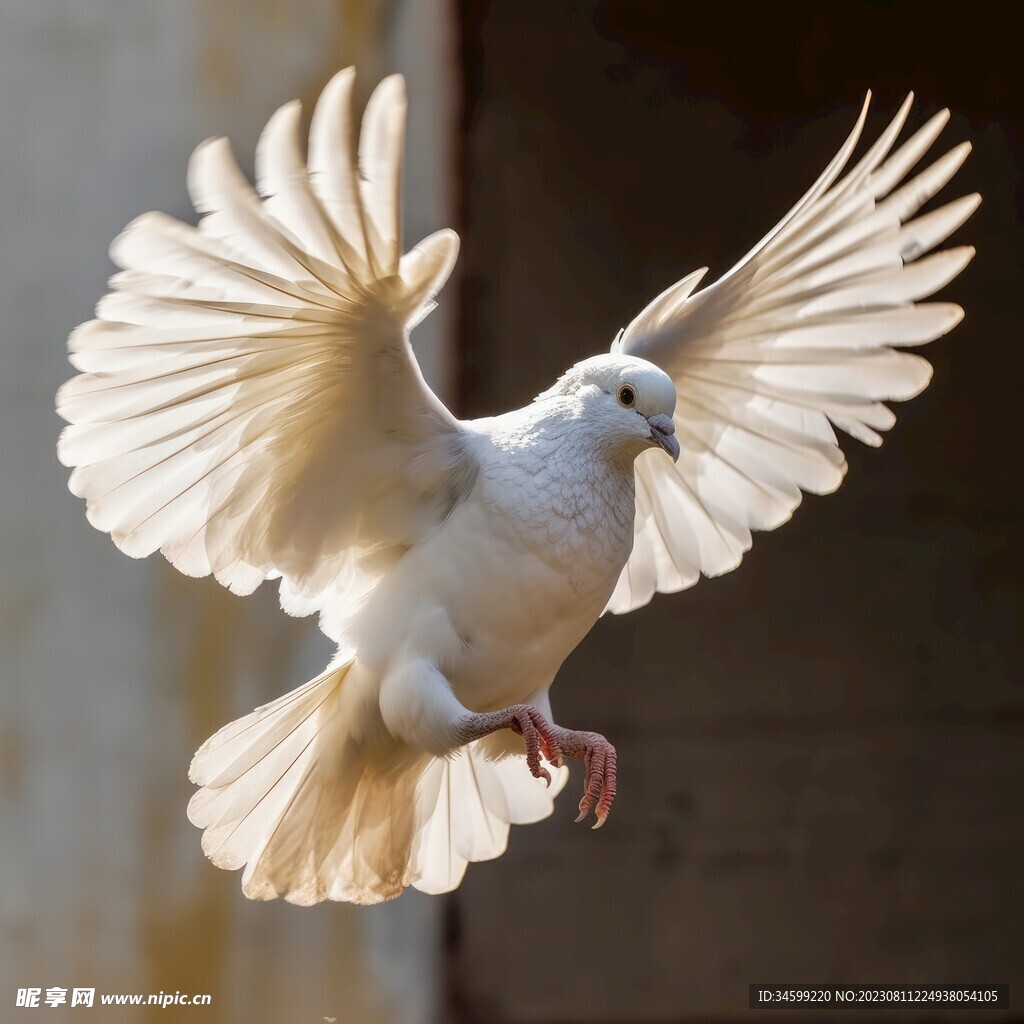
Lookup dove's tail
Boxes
[187,658,567,904]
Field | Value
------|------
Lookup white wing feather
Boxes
[608,94,978,614]
[57,70,467,634]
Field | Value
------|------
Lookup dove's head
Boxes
[537,354,680,463]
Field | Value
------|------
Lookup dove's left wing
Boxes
[607,94,978,614]
[58,70,471,630]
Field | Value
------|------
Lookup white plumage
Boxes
[57,71,976,904]
[607,93,977,612]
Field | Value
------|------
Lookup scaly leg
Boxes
[455,705,563,785]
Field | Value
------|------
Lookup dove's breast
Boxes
[356,430,637,712]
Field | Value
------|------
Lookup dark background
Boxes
[448,2,1022,1021]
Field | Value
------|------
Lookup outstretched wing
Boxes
[607,94,978,614]
[58,70,471,636]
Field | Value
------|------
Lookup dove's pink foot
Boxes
[548,726,617,829]
[455,708,617,828]
[455,704,563,786]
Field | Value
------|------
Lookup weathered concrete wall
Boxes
[451,3,1023,1021]
[0,2,456,1021]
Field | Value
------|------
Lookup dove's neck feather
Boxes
[472,396,647,472]
[465,402,639,565]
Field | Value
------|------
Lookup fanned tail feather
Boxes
[188,660,567,905]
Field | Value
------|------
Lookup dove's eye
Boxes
[617,385,636,408]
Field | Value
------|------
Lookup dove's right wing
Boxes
[607,94,978,614]
[58,70,472,631]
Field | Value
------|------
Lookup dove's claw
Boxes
[551,728,617,828]
[454,711,614,821]
[454,708,617,814]
[508,705,562,785]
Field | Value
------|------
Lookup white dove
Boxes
[57,69,977,905]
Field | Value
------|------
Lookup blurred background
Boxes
[1,2,1020,1022]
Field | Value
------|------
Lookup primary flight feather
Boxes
[57,70,976,904]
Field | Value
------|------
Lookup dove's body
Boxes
[357,404,638,736]
[58,69,976,904]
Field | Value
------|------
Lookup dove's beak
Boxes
[648,413,680,462]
